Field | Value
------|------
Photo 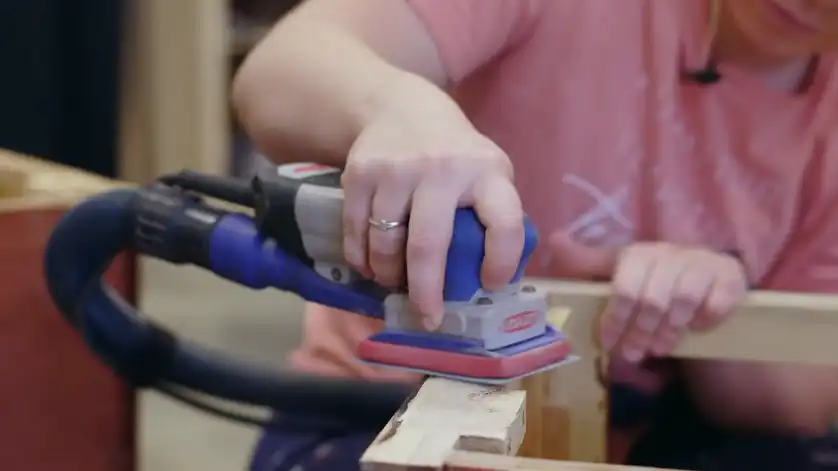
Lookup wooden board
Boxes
[0,150,137,471]
[360,378,527,470]
[0,150,133,211]
[360,377,683,471]
[362,278,838,470]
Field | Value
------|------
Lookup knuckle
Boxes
[475,155,513,180]
[368,230,405,256]
[407,232,445,257]
[369,247,399,262]
[675,289,704,307]
[415,154,461,180]
[341,163,369,187]
[491,217,525,240]
[345,156,402,182]
[369,240,402,259]
[635,311,661,332]
[375,158,413,179]
[629,330,654,345]
[639,294,667,313]
[612,286,635,303]
[610,295,637,319]
[421,142,511,180]
[627,244,658,259]
[718,276,746,298]
[479,145,511,168]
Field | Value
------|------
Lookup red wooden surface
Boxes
[0,208,136,471]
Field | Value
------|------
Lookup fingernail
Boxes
[650,342,667,356]
[670,308,693,326]
[622,347,643,363]
[423,316,440,332]
[649,340,667,356]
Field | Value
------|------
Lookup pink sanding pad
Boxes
[357,337,573,382]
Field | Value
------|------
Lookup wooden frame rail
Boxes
[360,279,838,470]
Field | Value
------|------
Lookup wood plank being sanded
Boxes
[360,377,526,470]
[359,376,685,471]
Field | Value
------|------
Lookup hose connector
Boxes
[133,183,228,269]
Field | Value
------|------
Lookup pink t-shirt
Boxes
[290,0,838,461]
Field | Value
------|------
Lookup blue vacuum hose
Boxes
[44,186,411,431]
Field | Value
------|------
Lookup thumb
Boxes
[547,232,619,279]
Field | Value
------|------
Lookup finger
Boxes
[692,273,746,331]
[667,265,714,329]
[609,357,669,391]
[341,170,375,278]
[405,182,458,330]
[598,298,627,350]
[648,265,713,350]
[619,257,687,362]
[647,264,699,356]
[367,182,412,287]
[599,248,654,352]
[470,175,524,291]
[548,232,619,279]
[649,325,687,357]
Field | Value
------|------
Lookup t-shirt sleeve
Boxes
[405,0,546,83]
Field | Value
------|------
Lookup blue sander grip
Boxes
[443,209,538,301]
[241,162,540,312]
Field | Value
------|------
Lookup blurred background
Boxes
[0,1,306,469]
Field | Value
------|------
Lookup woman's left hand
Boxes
[548,234,748,363]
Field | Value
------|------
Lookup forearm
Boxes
[232,15,460,166]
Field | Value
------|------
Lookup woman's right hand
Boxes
[340,84,524,331]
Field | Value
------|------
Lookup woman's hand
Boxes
[549,234,748,363]
[341,88,525,330]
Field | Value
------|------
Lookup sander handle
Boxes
[252,163,540,304]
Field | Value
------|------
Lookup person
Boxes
[232,0,838,469]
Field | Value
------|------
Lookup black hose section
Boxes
[159,170,255,207]
[44,189,412,431]
[44,189,132,321]
[157,384,397,433]
[168,341,412,429]
[45,188,170,384]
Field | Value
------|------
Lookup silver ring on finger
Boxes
[368,217,407,232]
